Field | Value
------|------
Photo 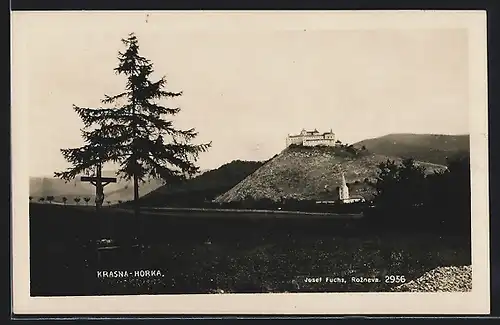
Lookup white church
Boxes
[316,173,365,205]
[338,173,365,204]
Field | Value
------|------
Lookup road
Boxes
[122,206,364,219]
[31,202,364,219]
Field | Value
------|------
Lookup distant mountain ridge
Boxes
[30,168,204,203]
[353,133,469,165]
[29,174,165,204]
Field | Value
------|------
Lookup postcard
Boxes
[11,10,489,315]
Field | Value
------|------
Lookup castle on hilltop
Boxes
[286,128,337,147]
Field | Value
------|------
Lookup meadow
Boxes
[29,203,471,296]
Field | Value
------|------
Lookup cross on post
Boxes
[80,164,117,210]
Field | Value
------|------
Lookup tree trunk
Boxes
[133,173,141,243]
[133,173,144,266]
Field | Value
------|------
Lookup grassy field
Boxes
[29,203,471,296]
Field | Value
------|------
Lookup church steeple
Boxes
[339,172,349,201]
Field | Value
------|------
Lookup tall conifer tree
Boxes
[55,33,211,240]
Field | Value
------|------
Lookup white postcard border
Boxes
[11,10,490,315]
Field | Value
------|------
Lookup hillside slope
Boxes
[354,133,469,165]
[215,146,446,203]
[139,160,265,207]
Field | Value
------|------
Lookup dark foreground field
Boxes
[29,204,471,296]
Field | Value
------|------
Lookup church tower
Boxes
[339,172,349,201]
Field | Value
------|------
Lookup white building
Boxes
[339,173,349,201]
[339,172,365,204]
[316,173,366,205]
[286,129,336,147]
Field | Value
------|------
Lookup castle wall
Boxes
[303,138,336,146]
[286,130,336,147]
[286,136,304,146]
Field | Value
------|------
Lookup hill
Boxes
[353,133,469,165]
[138,160,265,207]
[30,177,94,199]
[29,171,164,204]
[214,145,446,203]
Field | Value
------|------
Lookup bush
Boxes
[371,156,470,235]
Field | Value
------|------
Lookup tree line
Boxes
[367,155,471,234]
[29,196,123,206]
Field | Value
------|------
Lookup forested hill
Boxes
[138,160,265,206]
[353,133,469,165]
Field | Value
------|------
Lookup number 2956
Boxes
[385,275,406,284]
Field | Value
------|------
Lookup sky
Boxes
[12,12,470,177]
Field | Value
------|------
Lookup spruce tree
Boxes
[55,33,211,242]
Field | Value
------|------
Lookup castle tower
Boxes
[339,172,349,201]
